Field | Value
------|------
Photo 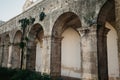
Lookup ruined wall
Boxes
[0,0,119,80]
[115,0,120,80]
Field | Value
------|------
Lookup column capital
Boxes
[9,42,14,46]
[43,35,52,41]
[104,27,110,36]
[98,27,110,37]
[43,35,51,38]
[77,26,97,37]
[51,36,63,43]
[13,43,20,46]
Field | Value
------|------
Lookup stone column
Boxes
[97,26,110,80]
[115,0,120,79]
[2,42,9,67]
[7,43,13,68]
[26,41,36,70]
[51,36,63,78]
[0,43,4,66]
[42,35,51,74]
[0,45,2,66]
[77,26,98,80]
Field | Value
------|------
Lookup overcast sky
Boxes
[0,0,25,21]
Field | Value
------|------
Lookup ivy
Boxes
[19,18,29,29]
[39,12,46,21]
[18,16,35,48]
[19,16,35,29]
[19,42,25,49]
[25,36,29,42]
[29,16,35,24]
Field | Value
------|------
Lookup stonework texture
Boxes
[0,0,120,80]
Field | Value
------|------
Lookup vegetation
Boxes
[18,16,35,69]
[39,12,46,21]
[0,67,51,80]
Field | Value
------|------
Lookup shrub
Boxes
[11,70,41,80]
[0,67,52,80]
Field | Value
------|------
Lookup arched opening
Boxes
[106,22,119,79]
[61,28,81,78]
[27,23,44,71]
[12,30,22,68]
[51,12,81,79]
[36,30,44,72]
[97,0,119,80]
[2,35,10,67]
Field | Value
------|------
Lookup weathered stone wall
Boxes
[0,21,5,26]
[0,0,106,35]
[115,0,120,80]
[0,0,119,80]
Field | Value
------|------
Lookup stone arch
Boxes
[97,0,115,26]
[13,30,22,43]
[11,30,22,68]
[52,12,81,37]
[2,34,10,67]
[97,0,117,80]
[27,23,44,71]
[51,12,81,79]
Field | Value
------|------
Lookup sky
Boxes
[0,0,25,21]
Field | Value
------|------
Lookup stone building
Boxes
[0,21,5,26]
[0,0,120,80]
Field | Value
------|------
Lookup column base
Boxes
[7,63,12,68]
[82,73,98,80]
[109,77,120,80]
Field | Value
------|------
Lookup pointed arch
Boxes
[51,12,81,79]
[97,0,115,26]
[13,30,22,44]
[27,23,44,71]
[11,30,22,68]
[2,34,10,67]
[97,0,117,80]
[52,12,81,37]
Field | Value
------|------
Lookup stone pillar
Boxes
[0,45,2,66]
[115,0,120,79]
[77,26,98,80]
[97,26,110,80]
[51,36,62,78]
[0,43,4,66]
[7,43,13,68]
[42,35,51,74]
[26,41,36,70]
[2,42,9,67]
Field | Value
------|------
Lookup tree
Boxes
[19,16,35,69]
